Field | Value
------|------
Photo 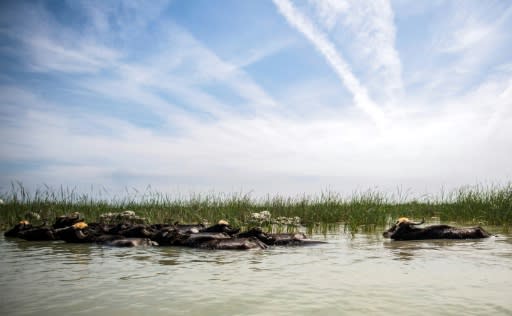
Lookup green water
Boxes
[1,227,511,315]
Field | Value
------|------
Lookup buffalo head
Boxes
[72,222,88,230]
[201,219,240,235]
[383,217,424,239]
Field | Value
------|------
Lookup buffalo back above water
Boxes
[383,219,491,240]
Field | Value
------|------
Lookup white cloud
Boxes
[25,36,120,73]
[406,1,512,100]
[71,0,172,41]
[435,2,512,55]
[308,0,349,30]
[3,68,511,197]
[231,38,296,69]
[0,2,120,74]
[273,0,387,125]
[310,0,404,106]
[73,21,279,123]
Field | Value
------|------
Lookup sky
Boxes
[0,0,511,199]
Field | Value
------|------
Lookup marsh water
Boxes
[1,227,511,316]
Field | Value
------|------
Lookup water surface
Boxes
[1,228,511,315]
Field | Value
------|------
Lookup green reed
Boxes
[0,182,511,232]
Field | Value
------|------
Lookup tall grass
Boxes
[0,182,511,232]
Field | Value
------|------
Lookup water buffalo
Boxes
[107,223,157,238]
[6,220,57,241]
[104,238,158,247]
[182,232,231,246]
[150,226,215,246]
[236,227,275,244]
[53,212,84,229]
[4,220,33,237]
[17,226,56,241]
[200,220,240,235]
[4,220,56,241]
[199,237,268,250]
[172,222,205,234]
[383,217,491,240]
[237,227,327,246]
[151,228,266,249]
[56,222,96,243]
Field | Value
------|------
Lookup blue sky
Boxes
[1,0,511,198]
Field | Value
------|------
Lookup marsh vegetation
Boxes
[0,183,511,232]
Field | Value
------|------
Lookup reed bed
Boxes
[0,183,511,232]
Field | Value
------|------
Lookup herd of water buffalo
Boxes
[3,213,327,249]
[3,213,492,249]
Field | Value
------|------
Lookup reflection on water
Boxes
[1,227,511,316]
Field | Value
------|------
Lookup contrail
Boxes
[273,0,387,125]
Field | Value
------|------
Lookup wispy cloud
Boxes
[435,2,512,54]
[0,2,120,74]
[3,1,279,121]
[272,0,386,125]
[405,1,512,100]
[310,0,404,106]
[26,36,120,73]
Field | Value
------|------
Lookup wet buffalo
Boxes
[107,223,157,238]
[104,238,158,247]
[4,220,56,241]
[56,222,97,243]
[172,222,205,234]
[197,237,268,250]
[4,220,33,238]
[53,212,84,229]
[237,227,327,246]
[17,227,56,241]
[383,217,491,240]
[200,220,240,235]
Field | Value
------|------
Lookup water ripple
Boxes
[1,232,511,315]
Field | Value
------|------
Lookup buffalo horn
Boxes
[409,218,425,225]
